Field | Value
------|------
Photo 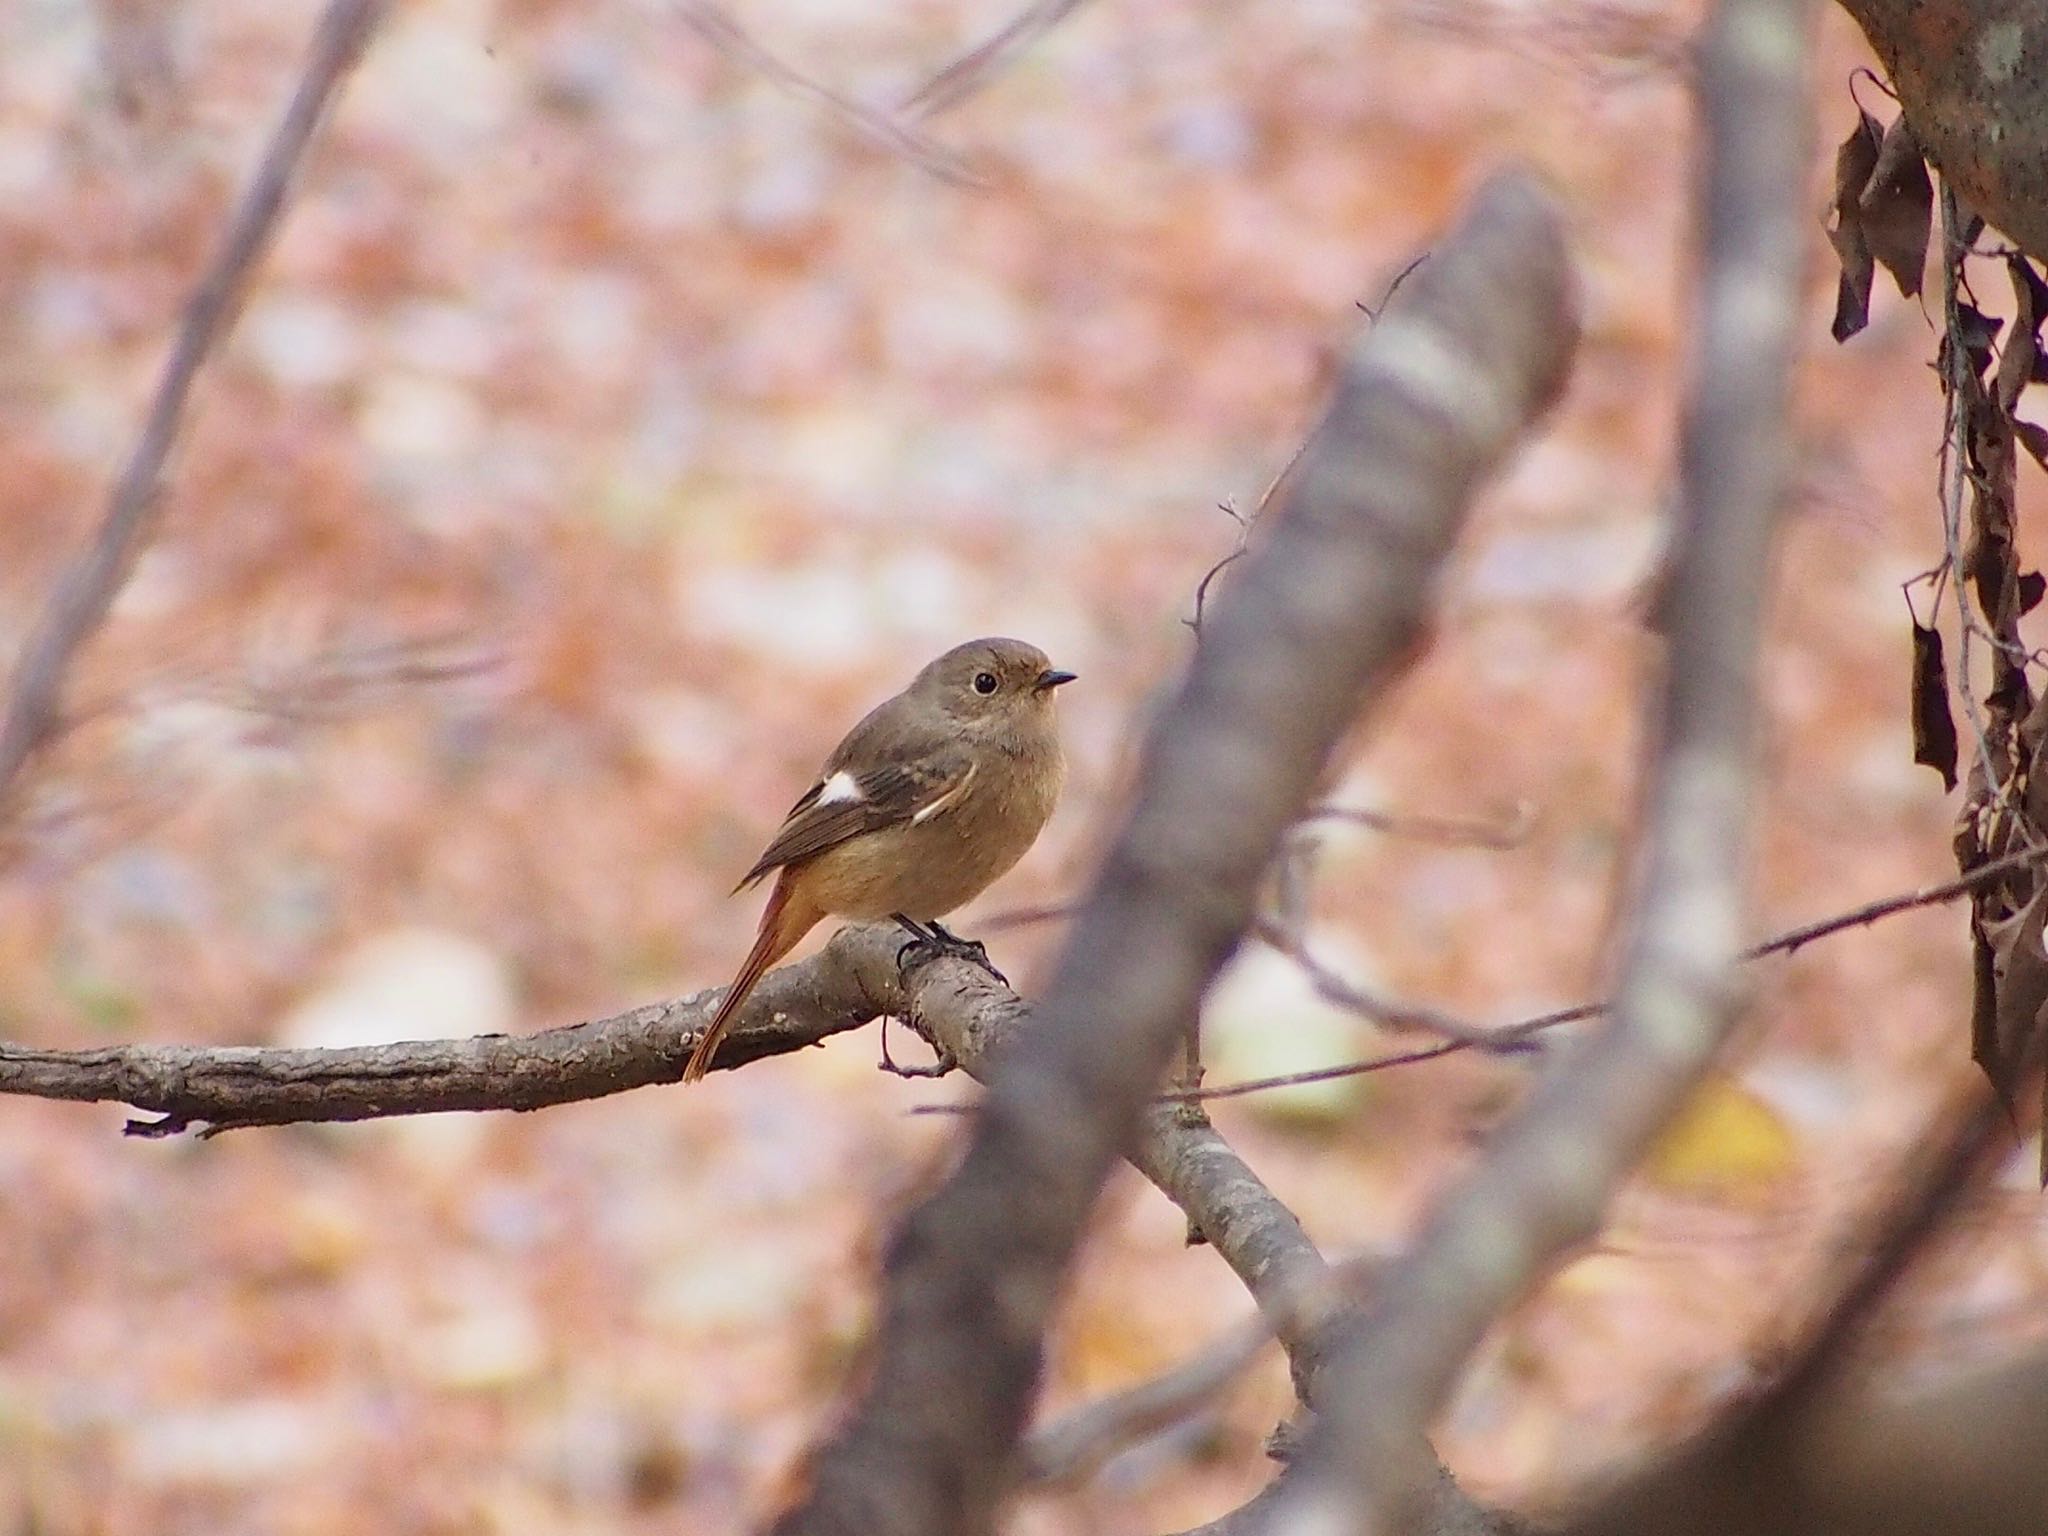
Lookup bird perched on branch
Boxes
[682,637,1074,1082]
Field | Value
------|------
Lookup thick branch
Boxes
[1259,1,1815,1531]
[768,172,1577,1536]
[881,958,1339,1379]
[0,921,1334,1390]
[0,928,895,1134]
[1835,0,2048,262]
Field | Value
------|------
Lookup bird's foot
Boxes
[878,1037,959,1079]
[929,921,1008,986]
[875,1001,958,1080]
[894,918,1008,987]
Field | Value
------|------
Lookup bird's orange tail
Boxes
[683,873,817,1082]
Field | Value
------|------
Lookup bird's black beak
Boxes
[1035,668,1078,693]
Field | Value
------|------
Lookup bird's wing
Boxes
[735,746,976,889]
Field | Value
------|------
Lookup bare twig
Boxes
[902,0,1089,118]
[1187,503,1253,636]
[1397,0,1691,83]
[1257,2,1815,1530]
[767,174,1577,1536]
[676,1,985,186]
[0,0,387,821]
[1022,1314,1275,1486]
[1250,916,1534,1047]
[1746,841,2048,957]
[979,900,1081,932]
[1190,377,1335,638]
[1021,1245,1389,1487]
[0,915,1345,1377]
[1180,842,2048,1103]
[1298,799,1533,849]
[1046,1067,2005,1497]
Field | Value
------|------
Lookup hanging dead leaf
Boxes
[2021,689,2048,853]
[1987,655,2029,715]
[2016,419,2048,471]
[2021,571,2046,616]
[1942,303,2003,382]
[1971,920,1999,1086]
[1911,623,1959,792]
[1827,109,1883,342]
[1976,887,2048,1122]
[1997,257,2040,413]
[1860,116,1932,300]
[2017,257,2048,336]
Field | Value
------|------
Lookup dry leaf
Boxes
[1910,623,1958,792]
[1943,303,2003,383]
[1976,888,2048,1119]
[1827,110,1883,342]
[1860,115,1932,300]
[2016,418,2048,471]
[1645,1076,1798,1193]
[1996,256,2040,413]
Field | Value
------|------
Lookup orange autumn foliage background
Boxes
[2,1,2044,1532]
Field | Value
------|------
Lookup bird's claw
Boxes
[879,1045,958,1079]
[896,928,1008,987]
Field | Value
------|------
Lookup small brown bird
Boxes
[682,637,1074,1082]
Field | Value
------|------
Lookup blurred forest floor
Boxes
[2,0,2042,1532]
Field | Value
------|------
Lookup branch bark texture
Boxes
[0,932,884,1135]
[1835,0,2048,262]
[1257,1,1815,1531]
[767,171,1577,1536]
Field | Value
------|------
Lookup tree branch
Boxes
[10,830,2027,1135]
[0,0,387,820]
[1834,0,2048,263]
[0,915,1337,1393]
[903,0,1089,118]
[1180,840,2048,1104]
[766,171,1577,1536]
[677,2,983,185]
[1255,0,1816,1530]
[0,927,897,1135]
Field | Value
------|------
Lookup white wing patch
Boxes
[912,761,976,824]
[816,770,864,806]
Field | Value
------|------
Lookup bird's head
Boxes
[914,636,1076,728]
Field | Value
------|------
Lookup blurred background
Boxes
[1,0,2039,1531]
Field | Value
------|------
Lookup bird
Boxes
[682,636,1074,1082]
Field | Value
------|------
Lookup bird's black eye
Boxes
[972,671,999,695]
